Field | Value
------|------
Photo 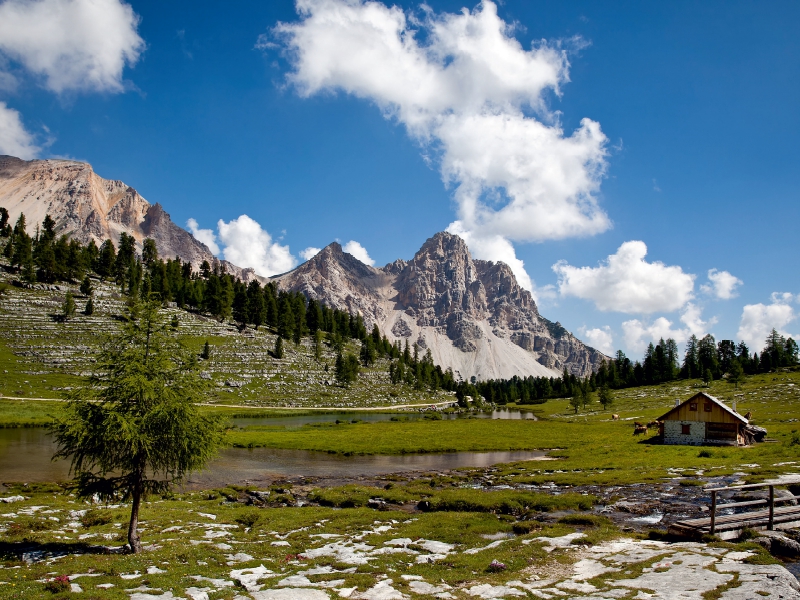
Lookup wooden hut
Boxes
[657,392,748,446]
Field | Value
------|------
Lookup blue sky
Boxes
[0,0,798,360]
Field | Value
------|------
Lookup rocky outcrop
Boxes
[0,155,263,282]
[275,231,607,380]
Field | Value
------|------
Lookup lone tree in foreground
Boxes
[53,299,225,553]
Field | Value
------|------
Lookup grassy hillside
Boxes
[0,267,451,410]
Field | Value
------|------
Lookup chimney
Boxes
[674,398,680,407]
[732,400,737,413]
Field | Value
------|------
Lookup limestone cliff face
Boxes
[275,232,607,380]
[0,155,263,282]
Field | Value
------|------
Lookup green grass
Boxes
[0,483,621,599]
[0,398,63,427]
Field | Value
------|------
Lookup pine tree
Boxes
[141,238,158,267]
[598,384,613,410]
[201,341,211,360]
[335,351,360,387]
[727,360,744,389]
[246,281,266,328]
[80,276,93,296]
[274,336,284,359]
[84,297,94,316]
[52,300,224,553]
[96,240,116,279]
[232,284,248,326]
[63,292,76,321]
[682,335,700,379]
[314,330,323,361]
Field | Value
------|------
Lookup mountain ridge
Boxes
[0,154,605,380]
[0,155,264,283]
[274,232,606,380]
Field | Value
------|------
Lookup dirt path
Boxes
[0,395,459,411]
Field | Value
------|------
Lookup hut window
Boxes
[704,402,712,412]
[681,424,691,435]
[689,402,697,411]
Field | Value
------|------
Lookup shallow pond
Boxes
[0,412,546,486]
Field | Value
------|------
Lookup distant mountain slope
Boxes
[0,155,263,282]
[274,232,607,380]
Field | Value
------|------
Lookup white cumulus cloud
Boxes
[579,325,614,355]
[553,240,696,314]
[300,246,321,261]
[737,293,798,351]
[700,268,742,300]
[186,215,298,277]
[186,218,220,255]
[621,303,717,356]
[276,0,609,291]
[0,0,144,94]
[342,240,374,266]
[0,101,40,158]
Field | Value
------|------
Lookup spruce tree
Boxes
[201,341,211,360]
[274,336,284,359]
[84,297,94,316]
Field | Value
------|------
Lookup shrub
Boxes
[81,509,113,528]
[44,575,71,593]
[512,521,542,534]
[234,509,263,529]
[557,514,613,527]
[698,449,713,458]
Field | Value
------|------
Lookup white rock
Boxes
[147,566,167,574]
[0,496,26,503]
[407,580,452,596]
[230,565,275,592]
[226,553,255,564]
[465,584,525,598]
[464,540,506,555]
[416,540,454,554]
[251,589,330,600]
[353,579,407,600]
[185,587,210,600]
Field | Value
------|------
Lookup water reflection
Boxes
[229,408,536,429]
[0,413,545,485]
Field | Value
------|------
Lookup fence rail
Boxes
[669,480,800,540]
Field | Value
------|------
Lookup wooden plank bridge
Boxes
[669,481,800,541]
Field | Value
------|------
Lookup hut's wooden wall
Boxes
[664,396,741,424]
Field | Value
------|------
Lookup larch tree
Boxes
[52,300,225,553]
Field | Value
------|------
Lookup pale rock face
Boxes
[0,155,263,283]
[275,232,607,380]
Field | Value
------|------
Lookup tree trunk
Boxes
[127,469,143,554]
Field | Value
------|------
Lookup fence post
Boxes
[710,490,716,535]
[768,485,774,531]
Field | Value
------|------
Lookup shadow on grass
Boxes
[0,540,127,562]
[636,436,663,445]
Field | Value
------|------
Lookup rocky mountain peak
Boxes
[275,231,607,380]
[0,155,263,283]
